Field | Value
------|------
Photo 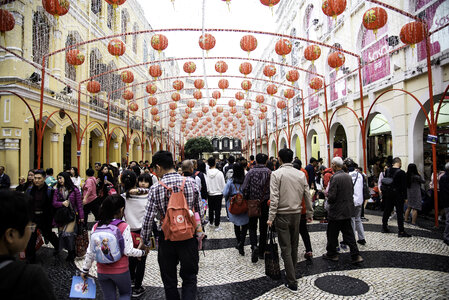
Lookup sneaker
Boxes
[214,226,222,232]
[361,217,369,222]
[357,239,366,245]
[322,253,339,262]
[339,242,348,251]
[251,247,259,263]
[398,231,412,238]
[131,280,135,288]
[381,227,390,233]
[304,251,313,260]
[132,286,145,298]
[351,255,364,264]
[284,283,298,292]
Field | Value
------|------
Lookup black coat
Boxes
[327,170,355,220]
[440,172,449,209]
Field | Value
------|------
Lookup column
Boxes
[98,139,105,164]
[1,139,20,186]
[51,133,60,173]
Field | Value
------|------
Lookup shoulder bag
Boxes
[264,227,281,280]
[247,178,269,218]
[229,183,248,215]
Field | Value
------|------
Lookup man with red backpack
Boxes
[140,151,204,300]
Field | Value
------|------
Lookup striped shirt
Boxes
[140,172,202,244]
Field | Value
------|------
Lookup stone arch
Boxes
[291,133,301,160]
[329,122,348,159]
[307,125,321,162]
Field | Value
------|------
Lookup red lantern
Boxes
[185,107,193,114]
[260,0,280,7]
[322,0,346,20]
[169,122,175,128]
[230,107,237,114]
[277,100,286,109]
[400,21,426,48]
[212,111,218,117]
[240,35,257,54]
[275,39,292,57]
[148,97,158,106]
[199,33,216,51]
[151,34,168,53]
[243,101,251,109]
[263,65,277,78]
[66,49,85,66]
[304,45,321,64]
[216,106,224,113]
[227,117,233,123]
[260,105,267,113]
[183,61,196,74]
[267,84,278,96]
[228,99,236,107]
[149,65,162,79]
[209,99,217,107]
[182,114,189,120]
[153,115,160,121]
[105,0,126,6]
[0,9,15,32]
[151,107,159,115]
[247,115,254,121]
[236,112,242,119]
[120,70,134,84]
[328,51,345,71]
[286,70,299,84]
[241,80,252,91]
[223,111,230,118]
[169,102,177,110]
[212,91,221,100]
[284,89,295,99]
[235,92,244,101]
[218,79,229,90]
[108,39,125,57]
[215,61,228,74]
[202,106,209,114]
[239,62,252,76]
[243,109,250,116]
[122,90,134,100]
[170,116,176,122]
[146,83,157,94]
[187,100,195,108]
[43,0,70,18]
[196,112,203,118]
[87,81,101,94]
[248,121,254,127]
[172,80,184,91]
[258,113,266,120]
[309,77,323,90]
[193,90,202,100]
[256,95,265,104]
[171,92,181,102]
[362,7,388,37]
[129,102,138,112]
[194,79,204,90]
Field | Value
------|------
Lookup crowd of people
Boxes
[0,148,448,299]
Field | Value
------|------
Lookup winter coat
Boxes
[327,170,355,220]
[52,187,84,226]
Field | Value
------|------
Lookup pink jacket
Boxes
[82,176,98,204]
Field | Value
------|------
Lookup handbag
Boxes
[54,200,75,225]
[362,180,371,200]
[75,226,89,257]
[229,183,248,215]
[247,181,268,218]
[264,227,281,280]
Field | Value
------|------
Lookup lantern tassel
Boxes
[226,1,230,12]
[1,32,6,48]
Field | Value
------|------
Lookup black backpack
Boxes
[380,168,397,196]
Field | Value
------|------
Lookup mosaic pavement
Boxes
[33,206,449,299]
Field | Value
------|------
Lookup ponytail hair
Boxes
[98,194,125,226]
[121,170,137,198]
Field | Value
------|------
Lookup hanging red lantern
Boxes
[129,102,138,112]
[223,111,230,118]
[248,121,254,127]
[148,97,158,106]
[260,105,267,113]
[66,49,85,66]
[258,113,266,120]
[87,81,101,94]
[240,35,257,55]
[212,91,221,100]
[0,9,15,33]
[236,112,242,119]
[241,80,252,91]
[209,99,217,107]
[194,79,204,90]
[212,111,218,117]
[120,70,134,84]
[328,51,345,71]
[187,100,195,108]
[169,102,177,110]
[122,90,134,100]
[218,79,229,90]
[256,95,265,105]
[228,99,236,107]
[43,0,70,19]
[284,89,295,99]
[151,107,159,115]
[202,106,209,114]
[230,107,237,114]
[247,115,254,121]
[243,101,251,109]
[169,122,175,128]
[146,83,157,94]
[151,34,168,53]
[304,45,321,64]
[227,116,233,123]
[215,61,228,74]
[193,90,202,100]
[267,84,278,95]
[239,62,252,76]
[196,112,203,118]
[171,92,181,102]
[362,7,388,37]
[108,39,125,57]
[277,100,286,109]
[172,80,184,91]
[322,0,346,20]
[216,106,224,113]
[183,61,196,74]
[275,39,292,58]
[235,92,244,101]
[263,65,277,78]
[149,65,162,79]
[400,21,426,48]
[105,0,126,6]
[260,0,280,8]
[170,116,176,122]
[243,109,250,116]
[199,33,216,51]
[286,70,299,85]
[185,107,193,114]
[182,114,189,120]
[309,77,323,91]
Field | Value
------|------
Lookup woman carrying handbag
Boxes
[52,172,84,262]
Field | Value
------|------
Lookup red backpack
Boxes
[160,178,197,241]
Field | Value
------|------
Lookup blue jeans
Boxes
[98,271,132,300]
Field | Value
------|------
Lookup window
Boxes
[132,23,138,53]
[91,0,102,14]
[121,10,129,43]
[143,42,148,63]
[107,4,113,29]
[32,11,50,65]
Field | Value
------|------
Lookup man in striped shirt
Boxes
[140,151,203,300]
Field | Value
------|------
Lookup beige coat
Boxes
[268,163,312,221]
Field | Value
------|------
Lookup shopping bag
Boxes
[69,276,96,299]
[264,227,281,280]
[75,227,89,257]
[35,229,44,251]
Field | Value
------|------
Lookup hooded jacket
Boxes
[206,168,226,196]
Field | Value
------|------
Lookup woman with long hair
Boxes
[223,163,249,256]
[52,172,83,262]
[16,169,34,192]
[98,164,116,198]
[405,163,425,225]
[70,167,81,190]
[81,194,148,299]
